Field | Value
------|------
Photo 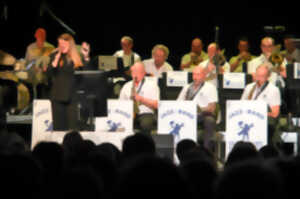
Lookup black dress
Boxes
[47,52,79,130]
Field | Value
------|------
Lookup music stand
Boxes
[75,70,108,131]
[158,72,193,100]
[286,63,300,117]
[217,74,252,130]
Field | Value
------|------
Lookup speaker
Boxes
[151,134,174,161]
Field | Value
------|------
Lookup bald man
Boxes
[180,38,208,71]
[119,62,160,134]
[241,64,281,146]
[198,42,230,87]
[177,66,218,150]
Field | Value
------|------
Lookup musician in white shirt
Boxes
[198,43,230,87]
[177,66,218,150]
[241,64,281,145]
[143,44,173,77]
[113,36,141,68]
[119,62,159,134]
[247,37,287,87]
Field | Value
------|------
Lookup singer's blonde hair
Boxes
[58,33,83,68]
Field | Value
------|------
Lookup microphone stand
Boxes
[40,1,76,35]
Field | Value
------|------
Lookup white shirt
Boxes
[241,81,281,107]
[177,82,218,108]
[119,78,160,114]
[113,50,141,67]
[198,59,230,87]
[247,54,287,87]
[143,58,173,77]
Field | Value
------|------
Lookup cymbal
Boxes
[0,50,16,66]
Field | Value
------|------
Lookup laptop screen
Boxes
[98,55,118,71]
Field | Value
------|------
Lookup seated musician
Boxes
[119,62,159,134]
[180,37,208,71]
[177,66,218,151]
[198,42,230,87]
[241,64,281,146]
[143,44,173,77]
[229,37,255,72]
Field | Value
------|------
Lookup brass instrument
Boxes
[131,78,140,117]
[205,49,226,81]
[269,44,285,74]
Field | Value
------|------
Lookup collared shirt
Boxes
[119,78,160,114]
[143,58,173,77]
[177,82,218,108]
[198,59,230,87]
[113,50,141,67]
[181,51,208,72]
[247,54,287,87]
[241,81,281,107]
[229,54,255,72]
[281,48,300,63]
[25,42,55,63]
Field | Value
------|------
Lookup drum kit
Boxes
[0,50,50,114]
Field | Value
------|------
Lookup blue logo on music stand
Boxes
[237,121,253,141]
[44,120,53,131]
[169,121,184,142]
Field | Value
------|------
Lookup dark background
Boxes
[1,0,299,69]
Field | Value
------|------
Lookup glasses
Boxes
[261,44,273,48]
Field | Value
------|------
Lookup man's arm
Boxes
[268,105,280,118]
[201,102,216,113]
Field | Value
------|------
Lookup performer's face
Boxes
[153,49,166,66]
[131,65,145,84]
[193,67,206,86]
[58,39,70,54]
[256,67,269,86]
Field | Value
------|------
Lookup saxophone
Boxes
[131,78,140,117]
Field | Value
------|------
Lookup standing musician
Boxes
[180,37,208,71]
[241,64,281,146]
[119,62,159,134]
[247,37,287,87]
[229,37,255,72]
[177,66,218,151]
[198,42,230,87]
[47,33,90,131]
[25,28,55,86]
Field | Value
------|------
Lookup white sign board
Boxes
[294,62,300,79]
[31,100,53,148]
[223,72,245,89]
[95,99,133,133]
[226,100,267,156]
[158,100,197,145]
[166,71,188,87]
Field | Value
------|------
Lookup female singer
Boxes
[47,33,89,130]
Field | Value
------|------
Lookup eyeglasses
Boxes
[261,44,273,48]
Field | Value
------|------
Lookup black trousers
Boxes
[51,100,78,131]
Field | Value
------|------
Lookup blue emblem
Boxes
[169,121,184,141]
[107,120,121,132]
[44,120,53,131]
[169,78,174,84]
[237,121,253,141]
[226,80,230,86]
